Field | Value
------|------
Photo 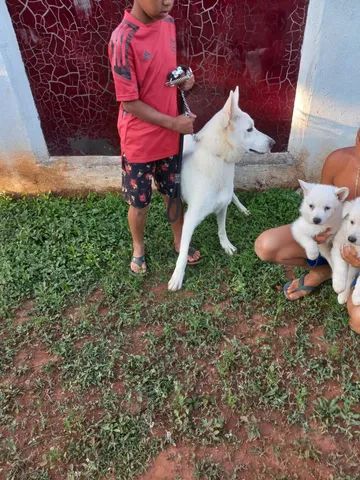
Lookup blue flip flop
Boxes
[130,255,147,276]
[283,273,317,300]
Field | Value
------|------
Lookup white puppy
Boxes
[168,86,274,291]
[291,181,349,265]
[332,198,360,305]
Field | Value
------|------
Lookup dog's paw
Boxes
[338,291,349,305]
[221,240,237,255]
[332,278,346,294]
[242,207,251,216]
[306,246,319,261]
[168,270,185,291]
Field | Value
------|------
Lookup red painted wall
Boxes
[6,0,308,155]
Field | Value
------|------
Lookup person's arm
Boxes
[122,99,195,134]
[321,151,339,184]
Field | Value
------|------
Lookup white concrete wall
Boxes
[289,0,360,181]
[0,1,48,162]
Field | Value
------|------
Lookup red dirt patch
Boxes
[88,288,105,304]
[277,322,297,337]
[137,436,337,480]
[14,344,58,371]
[14,299,35,325]
[309,326,329,353]
[138,446,194,480]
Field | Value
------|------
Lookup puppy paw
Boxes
[221,240,237,255]
[242,208,251,216]
[338,291,349,304]
[332,278,346,294]
[306,247,319,261]
[168,269,185,291]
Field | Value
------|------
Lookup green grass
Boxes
[0,190,359,479]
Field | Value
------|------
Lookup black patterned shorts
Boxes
[121,155,178,208]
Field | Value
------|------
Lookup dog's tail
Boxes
[232,193,250,216]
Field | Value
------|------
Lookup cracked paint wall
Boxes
[5,0,308,156]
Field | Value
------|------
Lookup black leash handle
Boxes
[167,93,186,224]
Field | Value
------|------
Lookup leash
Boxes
[166,66,194,224]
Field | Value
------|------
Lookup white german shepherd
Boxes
[332,199,360,305]
[168,86,275,291]
[291,181,349,265]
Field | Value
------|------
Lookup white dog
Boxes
[332,198,360,305]
[291,181,349,265]
[168,87,275,291]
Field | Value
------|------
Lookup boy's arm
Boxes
[123,100,195,134]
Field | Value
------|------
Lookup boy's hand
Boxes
[341,245,360,267]
[314,228,332,244]
[180,74,195,92]
[172,113,196,134]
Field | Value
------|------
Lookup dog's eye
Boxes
[247,127,253,132]
[351,220,355,225]
[324,206,330,211]
[309,204,314,210]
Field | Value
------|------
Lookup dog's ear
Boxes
[335,186,349,202]
[342,201,352,219]
[222,91,235,127]
[298,179,312,196]
[234,86,240,107]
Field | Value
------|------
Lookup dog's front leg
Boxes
[217,206,237,255]
[168,208,204,291]
[291,223,319,260]
[337,266,356,305]
[332,246,348,294]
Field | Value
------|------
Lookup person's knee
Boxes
[348,305,360,334]
[254,231,276,262]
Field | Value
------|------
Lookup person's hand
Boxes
[341,244,360,267]
[314,227,332,244]
[180,74,195,92]
[171,113,196,134]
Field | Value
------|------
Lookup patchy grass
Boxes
[0,190,360,479]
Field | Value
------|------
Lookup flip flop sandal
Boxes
[174,245,202,266]
[130,255,147,276]
[283,273,317,300]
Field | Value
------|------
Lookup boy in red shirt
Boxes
[109,0,200,274]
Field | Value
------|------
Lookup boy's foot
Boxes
[174,245,202,265]
[283,267,331,300]
[130,255,147,275]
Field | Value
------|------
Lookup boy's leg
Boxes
[128,205,149,273]
[255,224,332,300]
[154,157,200,263]
[121,156,154,274]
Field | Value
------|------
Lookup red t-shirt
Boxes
[109,11,180,163]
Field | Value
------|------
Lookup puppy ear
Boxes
[342,200,352,219]
[234,86,240,107]
[298,179,312,196]
[222,90,234,127]
[335,186,349,202]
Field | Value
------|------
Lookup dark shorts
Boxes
[306,255,329,268]
[121,155,178,208]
